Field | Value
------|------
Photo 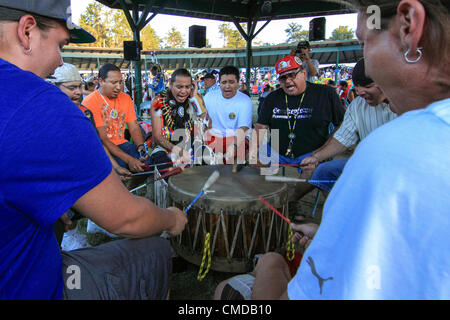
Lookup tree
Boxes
[162,27,185,48]
[218,23,247,48]
[141,25,162,49]
[285,22,309,44]
[78,2,161,49]
[109,11,133,48]
[78,2,110,47]
[329,26,355,41]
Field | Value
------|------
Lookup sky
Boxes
[71,0,358,48]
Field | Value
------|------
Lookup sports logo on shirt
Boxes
[229,112,236,120]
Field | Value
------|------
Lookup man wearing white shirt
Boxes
[204,66,253,160]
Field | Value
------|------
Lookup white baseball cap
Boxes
[49,63,81,83]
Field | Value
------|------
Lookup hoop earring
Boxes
[404,47,423,64]
[24,45,32,55]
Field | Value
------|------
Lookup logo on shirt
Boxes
[272,107,313,120]
[229,112,236,120]
[307,257,333,295]
[177,106,185,118]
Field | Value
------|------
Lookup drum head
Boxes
[168,165,287,213]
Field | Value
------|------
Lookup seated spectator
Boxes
[201,72,219,95]
[83,63,151,172]
[257,84,271,119]
[150,68,205,169]
[293,58,397,221]
[252,55,345,210]
[83,76,97,100]
[204,65,253,162]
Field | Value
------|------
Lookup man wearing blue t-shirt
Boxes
[0,1,187,300]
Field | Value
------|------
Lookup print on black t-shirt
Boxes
[257,82,345,157]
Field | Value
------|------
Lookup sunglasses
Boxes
[279,69,302,83]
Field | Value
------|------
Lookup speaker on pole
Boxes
[309,17,326,41]
[189,25,206,48]
[123,41,142,61]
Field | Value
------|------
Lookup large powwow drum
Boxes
[168,165,289,273]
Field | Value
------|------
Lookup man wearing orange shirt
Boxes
[83,63,150,172]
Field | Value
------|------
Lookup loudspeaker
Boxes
[189,25,206,48]
[123,41,142,61]
[309,17,326,41]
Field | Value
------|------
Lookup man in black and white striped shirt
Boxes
[295,59,397,214]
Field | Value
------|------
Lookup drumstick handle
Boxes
[184,190,204,213]
[258,196,291,224]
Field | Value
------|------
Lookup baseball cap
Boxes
[296,41,311,50]
[0,0,95,44]
[275,55,303,76]
[201,73,215,80]
[352,58,374,87]
[48,63,82,83]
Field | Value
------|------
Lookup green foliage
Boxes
[328,26,355,41]
[78,2,161,49]
[218,23,247,48]
[163,27,185,48]
[284,22,309,43]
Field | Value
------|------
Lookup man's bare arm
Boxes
[73,170,187,237]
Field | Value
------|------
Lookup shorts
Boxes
[61,236,172,300]
[259,143,312,173]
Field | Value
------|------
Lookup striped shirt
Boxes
[333,96,397,147]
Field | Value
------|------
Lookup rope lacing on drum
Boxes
[286,225,295,262]
[197,232,211,281]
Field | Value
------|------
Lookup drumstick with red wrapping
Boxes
[184,170,220,213]
[155,166,184,181]
[258,196,291,225]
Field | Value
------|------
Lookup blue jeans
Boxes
[309,158,348,192]
[115,142,152,168]
[259,143,312,174]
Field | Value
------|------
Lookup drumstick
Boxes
[184,170,220,213]
[278,163,309,168]
[155,167,184,181]
[258,196,291,225]
[265,176,336,184]
[132,167,174,176]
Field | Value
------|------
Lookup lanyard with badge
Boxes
[285,92,305,158]
[98,90,118,119]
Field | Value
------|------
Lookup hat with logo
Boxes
[0,0,95,43]
[48,63,82,83]
[275,55,303,76]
